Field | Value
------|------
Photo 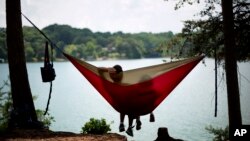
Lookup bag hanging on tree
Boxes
[41,41,56,82]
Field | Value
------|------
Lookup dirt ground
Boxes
[0,129,127,141]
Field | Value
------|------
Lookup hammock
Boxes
[64,53,204,116]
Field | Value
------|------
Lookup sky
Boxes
[0,0,205,33]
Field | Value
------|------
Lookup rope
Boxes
[214,45,218,117]
[43,43,54,116]
[50,43,54,66]
[44,82,53,115]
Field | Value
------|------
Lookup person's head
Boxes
[110,65,123,82]
[113,65,123,73]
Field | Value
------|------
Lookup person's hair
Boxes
[113,65,123,73]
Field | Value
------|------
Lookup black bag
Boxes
[41,42,56,82]
[41,64,56,82]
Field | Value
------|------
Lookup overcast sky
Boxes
[0,0,205,33]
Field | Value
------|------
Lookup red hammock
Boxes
[64,53,204,116]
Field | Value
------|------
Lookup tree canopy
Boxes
[176,0,250,61]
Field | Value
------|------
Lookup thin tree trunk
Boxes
[6,0,38,128]
[221,0,242,139]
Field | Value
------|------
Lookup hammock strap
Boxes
[21,12,63,53]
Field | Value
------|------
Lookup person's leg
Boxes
[120,113,125,123]
[128,115,134,127]
[136,116,142,130]
[119,113,125,132]
[150,112,155,122]
[126,115,134,136]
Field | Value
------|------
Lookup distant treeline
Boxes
[0,24,183,62]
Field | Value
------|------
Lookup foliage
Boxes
[0,79,55,132]
[0,25,175,62]
[205,125,229,141]
[0,80,11,132]
[81,118,111,134]
[36,109,55,128]
[172,0,250,61]
[0,28,7,61]
[159,33,194,58]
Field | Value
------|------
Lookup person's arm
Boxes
[98,67,117,73]
[98,67,109,72]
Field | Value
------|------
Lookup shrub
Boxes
[205,125,229,141]
[0,79,54,132]
[81,118,111,134]
[36,109,55,128]
[0,80,12,132]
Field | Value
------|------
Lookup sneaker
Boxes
[126,127,133,137]
[150,113,155,122]
[119,123,125,132]
[136,119,142,130]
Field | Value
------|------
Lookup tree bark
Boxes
[221,0,242,139]
[6,0,38,128]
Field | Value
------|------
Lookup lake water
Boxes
[0,58,250,141]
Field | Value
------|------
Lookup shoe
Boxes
[126,127,133,137]
[136,119,141,130]
[119,123,125,132]
[150,113,155,122]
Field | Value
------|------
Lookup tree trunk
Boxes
[221,0,242,139]
[6,0,39,128]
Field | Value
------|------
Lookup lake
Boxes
[0,57,250,141]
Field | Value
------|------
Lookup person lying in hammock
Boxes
[98,65,155,137]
